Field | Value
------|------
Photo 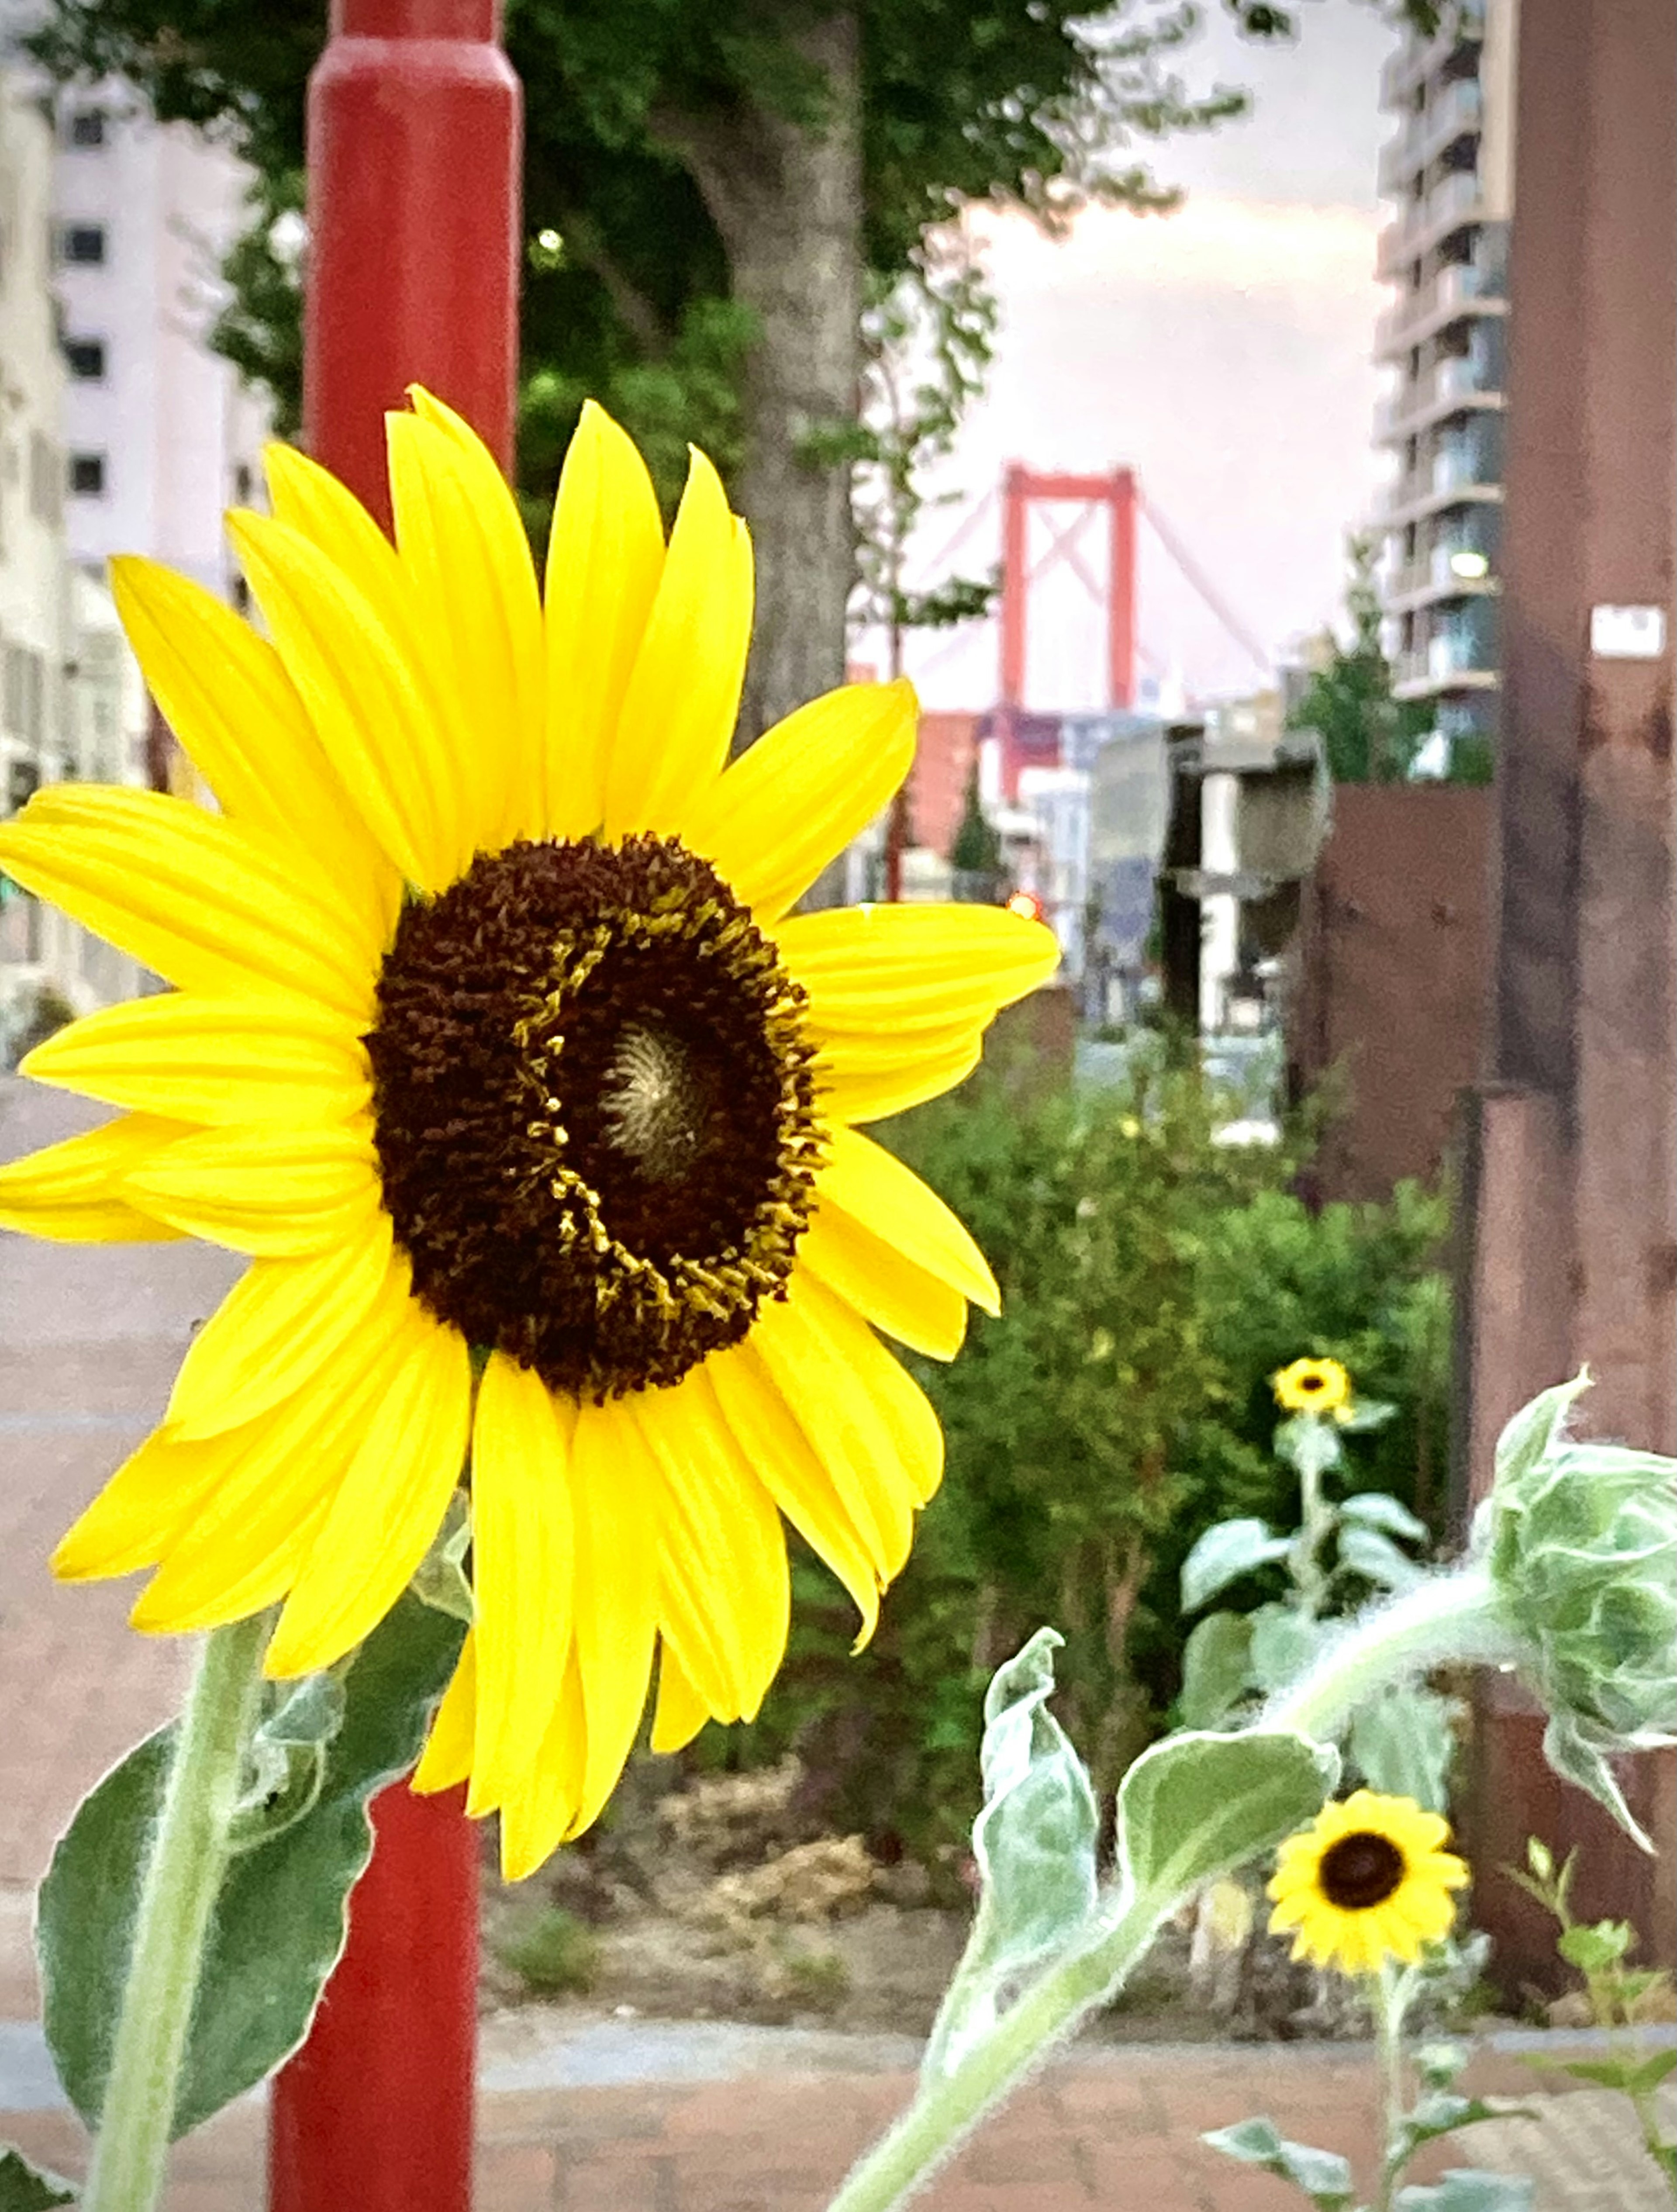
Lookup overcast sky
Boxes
[896,1,1399,714]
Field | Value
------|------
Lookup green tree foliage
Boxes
[28,0,1256,503]
[1289,534,1435,784]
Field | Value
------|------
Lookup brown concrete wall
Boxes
[1288,785,1494,1203]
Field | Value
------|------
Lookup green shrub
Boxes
[491,1904,601,1996]
[695,1048,1451,1868]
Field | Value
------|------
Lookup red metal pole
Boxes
[1107,467,1137,710]
[269,4,520,2207]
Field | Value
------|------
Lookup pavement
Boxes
[3,1078,1674,2211]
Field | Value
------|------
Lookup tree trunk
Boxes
[672,13,863,764]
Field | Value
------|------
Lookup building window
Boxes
[64,338,106,381]
[66,108,107,149]
[68,452,106,498]
[60,224,107,266]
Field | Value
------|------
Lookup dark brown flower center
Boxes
[1318,1831,1406,1911]
[1299,1373,1325,1393]
[365,836,822,1400]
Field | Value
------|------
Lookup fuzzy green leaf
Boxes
[1541,1714,1651,1853]
[1181,1519,1293,1613]
[1179,1611,1254,1729]
[1492,1372,1591,1490]
[1118,1730,1338,1907]
[1339,1522,1426,1592]
[38,1592,463,2139]
[1394,2170,1534,2212]
[1248,1602,1323,1694]
[1339,1490,1428,1542]
[1349,1686,1457,1810]
[922,1628,1098,2080]
[1202,2117,1354,2210]
[1391,2095,1533,2167]
[1556,1918,1633,1973]
[0,2150,76,2209]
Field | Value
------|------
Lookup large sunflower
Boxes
[1267,1790,1469,1975]
[0,392,1058,1876]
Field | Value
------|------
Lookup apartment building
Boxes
[1375,0,1518,778]
[52,85,268,612]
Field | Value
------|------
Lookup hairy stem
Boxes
[83,1614,271,2212]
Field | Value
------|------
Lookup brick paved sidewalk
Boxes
[3,2024,1669,2212]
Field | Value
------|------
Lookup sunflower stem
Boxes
[1372,1961,1410,2212]
[1259,1566,1528,1741]
[825,1886,1169,2212]
[82,1613,272,2212]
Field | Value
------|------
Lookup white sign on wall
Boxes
[1589,604,1668,660]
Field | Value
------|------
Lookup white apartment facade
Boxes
[1375,0,1518,778]
[52,84,268,612]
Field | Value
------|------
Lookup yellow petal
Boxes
[542,401,665,840]
[632,1368,790,1721]
[0,787,377,1022]
[21,993,372,1127]
[53,1423,242,1580]
[101,1270,417,1601]
[123,1121,381,1257]
[681,681,918,923]
[650,1641,712,1756]
[818,1028,983,1124]
[603,446,752,839]
[107,554,397,947]
[0,1111,191,1243]
[397,391,546,847]
[568,1397,659,1832]
[797,1205,967,1360]
[815,1125,999,1315]
[266,1308,472,1674]
[707,1339,883,1645]
[742,1275,935,1582]
[413,1630,477,1796]
[498,1650,588,1878]
[776,902,1061,1031]
[467,1355,577,1815]
[165,1217,398,1440]
[226,509,459,892]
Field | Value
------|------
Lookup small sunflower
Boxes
[1272,1356,1353,1417]
[0,392,1058,1876]
[1267,1790,1468,1975]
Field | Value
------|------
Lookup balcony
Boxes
[1376,257,1506,359]
[1384,544,1499,612]
[1392,620,1499,701]
[1375,349,1503,441]
[1380,0,1487,107]
[1377,77,1484,194]
[1377,170,1487,279]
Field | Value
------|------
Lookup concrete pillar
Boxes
[1460,0,1676,1989]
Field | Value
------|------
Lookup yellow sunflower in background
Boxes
[0,391,1058,1876]
[1272,1356,1353,1418]
[1267,1790,1469,1975]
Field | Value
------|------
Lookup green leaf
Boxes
[922,1628,1098,2080]
[38,1592,463,2139]
[1349,1686,1457,1810]
[1335,1397,1398,1433]
[1338,1523,1426,1592]
[409,1490,473,1624]
[1493,1372,1591,1490]
[1394,2169,1534,2212]
[1391,2095,1534,2165]
[1556,1918,1632,1973]
[1339,1490,1428,1542]
[0,2149,76,2209]
[1179,1612,1254,1728]
[227,1670,349,1852]
[1201,2117,1355,2209]
[1118,1729,1338,1907]
[1180,1519,1293,1613]
[1415,2041,1471,2092]
[1540,1714,1653,1850]
[1277,1415,1345,1482]
[1546,2057,1643,2089]
[1622,2046,1677,2095]
[1248,1602,1323,1694]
